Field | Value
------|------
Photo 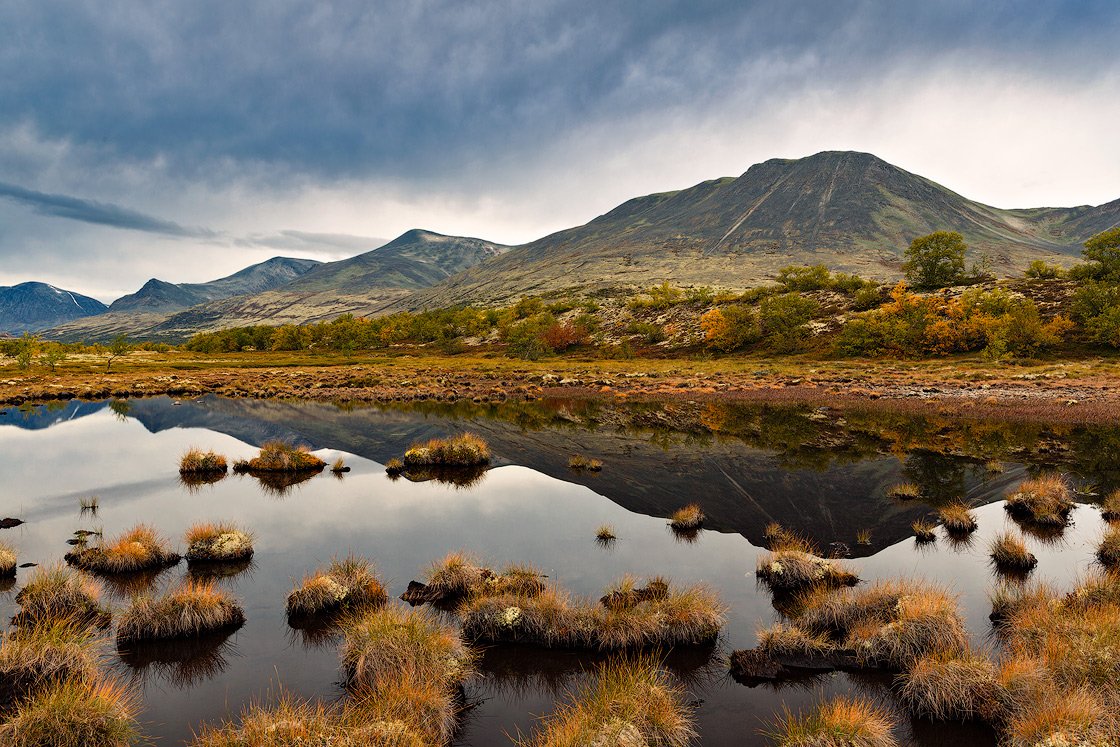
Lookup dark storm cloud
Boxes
[2,0,1116,184]
[0,180,216,238]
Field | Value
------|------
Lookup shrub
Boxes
[1024,260,1064,279]
[65,525,180,575]
[13,565,109,627]
[627,321,667,344]
[518,654,694,747]
[241,442,326,472]
[0,677,139,747]
[904,230,967,288]
[759,292,819,351]
[776,264,833,292]
[402,433,491,468]
[117,581,245,642]
[765,695,899,747]
[185,523,254,562]
[700,305,761,351]
[1005,474,1074,526]
[286,556,387,621]
[179,449,228,474]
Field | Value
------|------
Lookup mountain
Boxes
[0,282,108,333]
[109,256,322,313]
[46,230,510,341]
[403,151,1120,308]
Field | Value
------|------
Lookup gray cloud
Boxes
[235,230,387,255]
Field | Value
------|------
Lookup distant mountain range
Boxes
[0,282,108,333]
[14,151,1120,341]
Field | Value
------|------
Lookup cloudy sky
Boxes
[1,0,1118,301]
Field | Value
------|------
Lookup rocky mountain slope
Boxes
[402,151,1120,308]
[0,282,108,333]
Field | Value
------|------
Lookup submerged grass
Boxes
[286,555,387,621]
[403,433,490,468]
[185,522,254,562]
[117,581,245,642]
[65,524,180,575]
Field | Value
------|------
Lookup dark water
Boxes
[0,396,1114,745]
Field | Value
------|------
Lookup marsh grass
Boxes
[239,441,326,472]
[938,503,978,536]
[886,482,920,500]
[568,455,603,471]
[1005,473,1074,526]
[911,520,937,544]
[764,695,898,747]
[898,648,998,721]
[117,581,245,643]
[595,525,616,544]
[755,550,859,593]
[65,524,180,575]
[79,496,99,515]
[179,448,228,474]
[0,677,140,747]
[1096,526,1120,568]
[403,433,490,468]
[516,654,694,747]
[763,523,816,553]
[185,522,254,562]
[668,503,704,531]
[989,531,1037,574]
[856,529,872,546]
[385,457,404,476]
[1101,489,1120,523]
[286,556,387,622]
[0,618,101,707]
[13,565,109,627]
[0,540,16,578]
[331,457,349,474]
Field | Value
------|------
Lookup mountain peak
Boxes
[0,282,108,333]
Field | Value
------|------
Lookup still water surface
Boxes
[0,396,1114,745]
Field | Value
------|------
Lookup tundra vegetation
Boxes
[286,556,388,622]
[184,522,254,563]
[233,441,326,473]
[64,524,180,575]
[179,449,228,474]
[12,565,110,627]
[117,581,245,642]
[401,433,491,468]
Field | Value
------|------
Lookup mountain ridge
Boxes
[0,282,109,333]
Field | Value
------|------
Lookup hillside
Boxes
[0,282,108,333]
[402,151,1120,308]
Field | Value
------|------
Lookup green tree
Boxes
[759,293,819,351]
[13,333,39,371]
[1082,226,1120,281]
[104,335,132,372]
[903,231,967,288]
[39,342,68,371]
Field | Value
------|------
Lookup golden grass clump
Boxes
[179,448,228,474]
[384,457,404,476]
[568,454,603,471]
[0,540,16,577]
[595,524,616,542]
[341,605,473,694]
[886,482,920,500]
[185,522,254,562]
[116,581,245,643]
[898,648,998,721]
[13,565,109,627]
[1097,526,1120,568]
[1003,687,1118,747]
[765,695,899,747]
[989,531,1038,573]
[0,677,140,747]
[518,654,694,747]
[668,503,704,531]
[331,456,349,473]
[239,441,327,472]
[286,556,388,621]
[755,549,859,593]
[402,432,490,468]
[1101,489,1120,522]
[1005,473,1074,526]
[911,519,937,543]
[937,502,978,535]
[0,619,101,707]
[65,524,180,575]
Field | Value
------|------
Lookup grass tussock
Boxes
[384,457,404,476]
[517,654,694,747]
[117,581,245,643]
[568,455,603,471]
[764,695,899,747]
[886,482,920,500]
[898,648,998,721]
[239,441,326,472]
[1101,489,1120,523]
[911,520,937,543]
[286,555,388,621]
[65,524,180,575]
[0,540,16,578]
[937,503,978,535]
[755,550,859,593]
[989,531,1037,573]
[1097,526,1120,568]
[0,677,140,747]
[595,524,616,543]
[402,553,545,606]
[185,522,254,562]
[0,619,101,707]
[462,577,725,651]
[179,448,228,474]
[763,523,816,553]
[403,432,490,468]
[13,565,109,627]
[668,503,704,531]
[1005,473,1074,526]
[331,456,349,473]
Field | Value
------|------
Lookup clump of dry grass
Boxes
[517,654,694,747]
[1097,526,1120,568]
[185,522,254,562]
[13,565,109,627]
[911,520,937,543]
[985,460,1005,474]
[668,503,704,531]
[856,529,872,546]
[1101,489,1120,523]
[989,531,1037,573]
[595,524,616,543]
[401,553,545,608]
[886,482,920,500]
[0,676,140,747]
[179,448,228,474]
[1005,473,1074,526]
[0,540,16,578]
[331,456,349,474]
[238,441,326,472]
[568,455,603,471]
[898,648,998,721]
[755,550,859,593]
[0,619,101,708]
[384,457,404,476]
[403,433,490,468]
[938,503,978,535]
[65,524,180,575]
[117,581,245,643]
[1003,687,1117,747]
[286,555,387,621]
[764,695,899,747]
